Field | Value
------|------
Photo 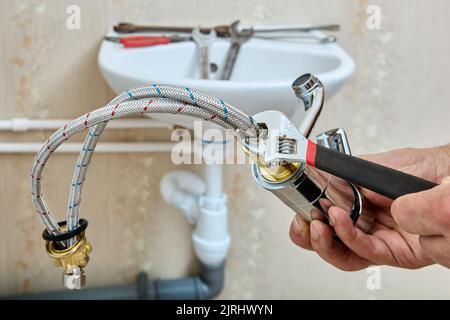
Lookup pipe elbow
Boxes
[197,261,225,299]
[160,170,205,223]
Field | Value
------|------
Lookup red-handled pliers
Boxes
[104,35,191,48]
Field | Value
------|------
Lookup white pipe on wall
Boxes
[0,118,172,131]
[0,142,178,153]
[0,118,177,153]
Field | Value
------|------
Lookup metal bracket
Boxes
[316,128,352,155]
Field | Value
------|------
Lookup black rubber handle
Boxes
[314,144,437,199]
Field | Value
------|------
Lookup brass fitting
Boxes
[258,162,301,183]
[45,229,92,290]
[241,139,302,182]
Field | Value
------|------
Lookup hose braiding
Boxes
[30,84,258,247]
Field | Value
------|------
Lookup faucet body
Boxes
[249,74,374,232]
[249,110,374,233]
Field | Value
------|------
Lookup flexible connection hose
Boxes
[30,84,258,247]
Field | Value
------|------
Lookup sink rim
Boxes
[98,33,355,89]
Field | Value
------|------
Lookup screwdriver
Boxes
[104,35,192,48]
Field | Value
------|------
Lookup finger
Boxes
[442,176,450,184]
[419,235,450,268]
[328,206,397,265]
[309,220,370,271]
[391,181,450,236]
[360,188,393,208]
[289,215,313,251]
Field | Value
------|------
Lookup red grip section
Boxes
[306,140,317,167]
[120,36,170,48]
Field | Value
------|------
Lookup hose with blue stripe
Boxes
[30,84,259,248]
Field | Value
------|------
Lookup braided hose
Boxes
[30,84,258,247]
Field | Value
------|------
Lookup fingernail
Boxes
[328,210,336,226]
[311,222,320,241]
[441,176,450,185]
[292,216,304,235]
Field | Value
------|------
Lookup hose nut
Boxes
[63,265,86,290]
[45,229,92,290]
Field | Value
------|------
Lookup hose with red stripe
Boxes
[31,84,259,247]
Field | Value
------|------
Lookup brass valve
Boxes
[45,226,92,290]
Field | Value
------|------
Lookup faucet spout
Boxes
[291,74,325,138]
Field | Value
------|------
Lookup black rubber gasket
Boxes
[42,218,88,242]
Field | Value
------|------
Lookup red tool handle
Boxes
[119,36,171,48]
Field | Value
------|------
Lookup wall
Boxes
[1,0,450,299]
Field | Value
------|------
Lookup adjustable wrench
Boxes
[221,21,254,80]
[191,28,217,80]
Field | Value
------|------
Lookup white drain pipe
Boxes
[205,164,223,199]
[160,138,230,267]
[160,167,230,267]
[160,171,206,224]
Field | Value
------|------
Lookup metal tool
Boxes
[191,28,217,80]
[250,119,374,233]
[104,35,191,48]
[221,21,254,80]
[245,75,437,204]
[249,23,340,33]
[113,22,340,38]
[255,34,337,44]
[316,128,351,155]
[114,22,231,37]
[246,77,437,233]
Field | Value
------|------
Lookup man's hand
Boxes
[392,177,450,268]
[289,146,450,270]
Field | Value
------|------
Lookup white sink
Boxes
[98,31,354,127]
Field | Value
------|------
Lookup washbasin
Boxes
[98,31,355,127]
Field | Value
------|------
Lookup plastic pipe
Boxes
[0,142,181,154]
[205,164,223,200]
[159,166,230,266]
[193,194,230,266]
[0,118,172,132]
[160,171,206,223]
[5,262,225,300]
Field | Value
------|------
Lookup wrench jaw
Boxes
[230,20,255,39]
[221,21,254,81]
[191,28,217,80]
[191,27,217,44]
[242,110,309,168]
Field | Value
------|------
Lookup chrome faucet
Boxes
[290,74,324,138]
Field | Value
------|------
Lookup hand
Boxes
[289,146,450,270]
[392,177,450,268]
